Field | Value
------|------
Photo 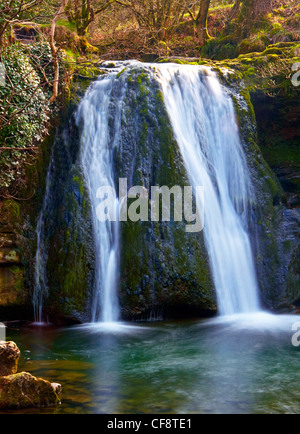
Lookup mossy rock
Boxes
[0,342,20,377]
[0,372,61,409]
[113,68,216,319]
[78,37,99,55]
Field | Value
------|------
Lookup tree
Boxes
[66,0,95,36]
[111,0,190,42]
[239,0,273,22]
[188,0,211,46]
[49,0,68,103]
[227,0,241,22]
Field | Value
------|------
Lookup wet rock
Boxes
[0,372,61,409]
[0,341,20,376]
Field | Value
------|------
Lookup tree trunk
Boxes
[240,0,273,21]
[196,0,211,46]
[228,0,241,21]
[49,0,68,104]
[255,0,273,16]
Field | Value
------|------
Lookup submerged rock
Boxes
[0,372,61,409]
[0,341,20,377]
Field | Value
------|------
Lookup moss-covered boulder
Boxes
[113,68,215,319]
[0,342,61,410]
[0,372,61,409]
[0,341,20,377]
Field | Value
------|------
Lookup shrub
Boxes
[0,44,50,190]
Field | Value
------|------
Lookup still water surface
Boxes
[2,313,300,414]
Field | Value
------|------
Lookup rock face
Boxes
[0,341,20,377]
[0,200,32,321]
[0,372,61,410]
[240,89,300,311]
[114,69,216,319]
[0,341,61,410]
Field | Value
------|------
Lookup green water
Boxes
[2,313,300,414]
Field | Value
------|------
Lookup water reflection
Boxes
[3,315,300,414]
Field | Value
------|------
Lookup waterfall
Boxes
[33,153,54,324]
[76,72,123,323]
[33,61,261,323]
[154,64,260,315]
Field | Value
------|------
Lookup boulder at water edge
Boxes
[0,341,62,409]
[0,372,61,409]
[0,341,20,376]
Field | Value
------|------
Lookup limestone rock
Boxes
[0,341,20,377]
[0,372,61,409]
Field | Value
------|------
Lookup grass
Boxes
[56,19,77,33]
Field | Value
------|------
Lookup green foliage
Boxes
[0,44,50,189]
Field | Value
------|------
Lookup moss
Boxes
[270,22,284,37]
[48,175,91,308]
[73,175,85,197]
[56,19,77,32]
[9,267,25,294]
[0,372,61,409]
[262,47,284,56]
[78,37,99,55]
[1,200,22,225]
[139,121,149,158]
[76,65,103,79]
[117,68,126,78]
[156,90,164,104]
[137,71,150,85]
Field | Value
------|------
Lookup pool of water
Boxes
[2,313,300,414]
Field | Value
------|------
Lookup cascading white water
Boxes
[76,73,123,323]
[33,215,46,324]
[33,153,54,324]
[75,61,260,320]
[154,64,260,316]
